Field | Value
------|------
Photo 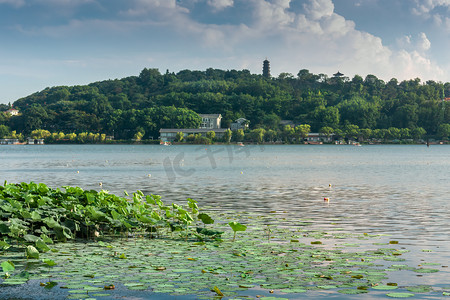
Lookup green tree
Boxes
[282,125,295,143]
[343,124,360,141]
[319,126,334,140]
[176,131,184,142]
[295,124,311,141]
[133,131,144,141]
[386,127,401,140]
[0,125,10,138]
[437,124,450,139]
[234,129,244,142]
[360,128,373,141]
[265,129,277,142]
[223,129,232,143]
[30,129,51,139]
[248,128,265,144]
[206,131,216,141]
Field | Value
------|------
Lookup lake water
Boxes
[1,144,450,298]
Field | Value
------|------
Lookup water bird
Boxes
[99,182,103,187]
[76,171,79,173]
[148,174,152,177]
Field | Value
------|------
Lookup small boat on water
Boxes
[160,141,171,146]
[237,142,244,146]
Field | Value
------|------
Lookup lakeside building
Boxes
[27,138,44,145]
[160,113,225,142]
[0,139,20,145]
[199,114,222,129]
[159,128,228,142]
[230,118,249,131]
[304,133,335,144]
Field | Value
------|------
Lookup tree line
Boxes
[1,67,450,142]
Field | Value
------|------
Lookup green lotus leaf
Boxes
[338,289,368,294]
[414,268,439,273]
[386,292,415,298]
[406,286,432,293]
[1,260,15,273]
[26,245,39,259]
[198,213,214,225]
[372,285,398,290]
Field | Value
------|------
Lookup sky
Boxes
[1,0,450,104]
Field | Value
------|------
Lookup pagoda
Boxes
[263,59,271,78]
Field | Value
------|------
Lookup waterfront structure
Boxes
[27,138,44,145]
[199,114,222,129]
[0,139,20,145]
[230,118,249,131]
[263,59,271,78]
[304,133,334,144]
[159,128,228,142]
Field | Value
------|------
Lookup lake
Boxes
[1,144,449,298]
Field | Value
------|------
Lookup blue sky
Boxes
[1,0,450,104]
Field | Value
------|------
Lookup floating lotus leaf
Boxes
[372,285,399,290]
[386,292,415,298]
[414,268,439,273]
[406,286,432,293]
[338,289,368,294]
[1,260,15,273]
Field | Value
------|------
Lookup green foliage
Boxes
[175,131,184,142]
[0,182,225,260]
[6,67,450,141]
[228,221,247,241]
[0,125,11,138]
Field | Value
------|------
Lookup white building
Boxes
[230,118,249,131]
[199,114,222,129]
[5,108,19,116]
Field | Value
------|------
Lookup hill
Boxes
[1,67,450,141]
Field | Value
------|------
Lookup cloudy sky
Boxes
[1,0,450,104]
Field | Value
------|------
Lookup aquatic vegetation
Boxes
[0,182,446,299]
[0,182,222,248]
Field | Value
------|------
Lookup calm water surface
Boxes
[1,144,449,296]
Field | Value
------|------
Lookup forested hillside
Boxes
[1,67,450,141]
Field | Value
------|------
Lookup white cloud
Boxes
[212,0,444,81]
[4,0,448,90]
[123,0,189,16]
[397,32,431,54]
[207,0,233,11]
[0,0,25,8]
[412,0,450,15]
[303,0,334,20]
[34,0,95,5]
